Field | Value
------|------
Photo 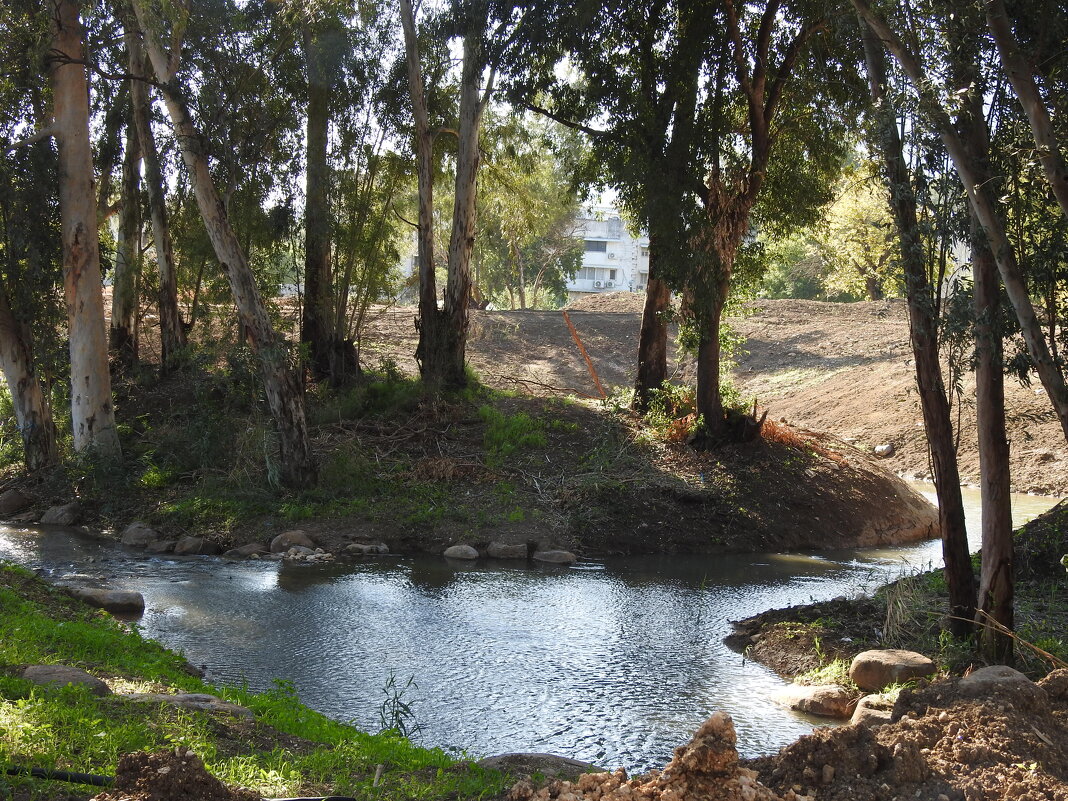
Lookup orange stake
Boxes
[562,310,607,399]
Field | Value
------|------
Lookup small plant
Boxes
[377,671,424,740]
[479,405,546,463]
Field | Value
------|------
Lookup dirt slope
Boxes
[361,295,1067,495]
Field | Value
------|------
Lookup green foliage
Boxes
[307,373,423,426]
[0,387,23,470]
[377,672,424,740]
[478,405,546,463]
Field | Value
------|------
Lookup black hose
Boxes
[5,766,114,787]
[5,765,356,801]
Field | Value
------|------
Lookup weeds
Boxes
[377,672,424,740]
[479,405,546,464]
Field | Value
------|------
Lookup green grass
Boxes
[0,564,508,800]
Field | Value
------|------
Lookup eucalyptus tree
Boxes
[474,113,583,309]
[110,103,141,369]
[857,16,975,637]
[46,0,122,458]
[0,2,61,470]
[854,0,1068,444]
[130,0,316,487]
[512,0,857,431]
[400,0,506,390]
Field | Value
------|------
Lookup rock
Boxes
[145,540,177,554]
[0,487,33,516]
[444,544,479,560]
[270,529,316,554]
[849,649,935,691]
[121,522,159,548]
[851,693,895,727]
[22,664,111,696]
[874,443,895,458]
[959,665,1047,703]
[532,549,577,565]
[66,587,145,615]
[1039,669,1068,701]
[174,536,222,556]
[487,541,527,559]
[120,692,253,718]
[346,542,389,555]
[476,753,601,780]
[40,501,82,526]
[773,684,856,718]
[222,542,269,560]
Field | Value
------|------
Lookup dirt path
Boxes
[361,295,1067,496]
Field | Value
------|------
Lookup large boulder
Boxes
[40,501,82,526]
[476,753,601,780]
[849,649,935,691]
[346,542,389,555]
[487,542,527,559]
[120,692,252,718]
[173,536,222,556]
[66,587,145,615]
[222,542,269,560]
[959,665,1046,703]
[121,522,159,548]
[270,529,316,554]
[850,693,895,727]
[773,684,856,718]
[444,544,479,560]
[532,549,577,565]
[145,540,176,554]
[0,487,33,516]
[22,664,111,696]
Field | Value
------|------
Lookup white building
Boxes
[565,206,650,300]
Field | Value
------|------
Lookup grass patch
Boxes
[0,564,509,800]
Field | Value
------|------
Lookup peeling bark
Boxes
[50,0,122,459]
[132,0,314,487]
[0,282,58,470]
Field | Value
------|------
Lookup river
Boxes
[0,484,1058,773]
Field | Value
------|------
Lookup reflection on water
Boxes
[0,484,1058,773]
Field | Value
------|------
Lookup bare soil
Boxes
[362,295,1067,495]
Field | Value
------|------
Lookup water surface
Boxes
[0,484,1057,772]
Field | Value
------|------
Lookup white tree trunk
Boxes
[50,0,122,458]
[132,0,315,487]
[0,283,58,470]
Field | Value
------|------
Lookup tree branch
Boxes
[3,126,57,151]
[524,102,608,137]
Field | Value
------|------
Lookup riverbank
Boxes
[0,372,939,561]
[0,562,512,801]
[726,498,1068,682]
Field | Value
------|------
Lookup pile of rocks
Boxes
[443,541,578,565]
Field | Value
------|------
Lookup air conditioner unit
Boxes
[605,281,615,288]
[594,281,603,288]
[607,253,617,259]
[637,284,646,291]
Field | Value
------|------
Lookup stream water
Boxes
[0,485,1058,773]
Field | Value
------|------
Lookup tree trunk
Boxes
[50,0,122,459]
[632,240,669,413]
[854,0,1068,445]
[400,0,443,388]
[973,214,1013,660]
[133,2,315,488]
[127,28,185,373]
[694,286,727,436]
[0,282,58,470]
[301,26,336,382]
[860,17,974,636]
[110,107,141,370]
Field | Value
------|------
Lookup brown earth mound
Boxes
[510,671,1068,801]
[92,751,259,801]
[748,668,1068,801]
[360,297,1067,495]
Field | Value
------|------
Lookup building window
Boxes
[640,246,650,258]
[584,239,607,252]
[609,269,617,281]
